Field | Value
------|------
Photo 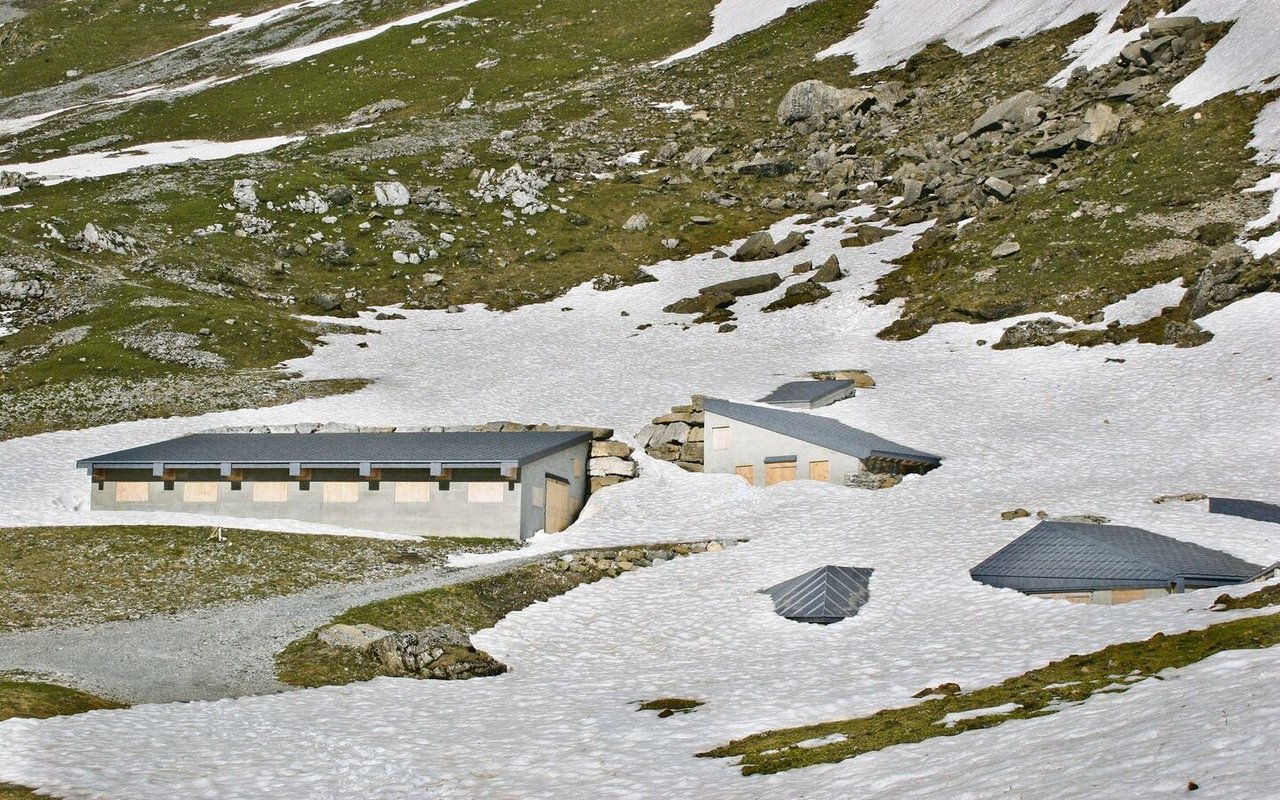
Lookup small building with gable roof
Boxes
[757,379,856,409]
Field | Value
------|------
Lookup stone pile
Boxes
[318,622,505,680]
[636,396,706,472]
[551,539,735,577]
[203,420,638,494]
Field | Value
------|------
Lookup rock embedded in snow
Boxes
[374,182,411,207]
[993,317,1066,350]
[731,231,777,262]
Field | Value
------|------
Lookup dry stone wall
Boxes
[637,396,705,472]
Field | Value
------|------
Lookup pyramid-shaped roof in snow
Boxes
[970,521,1262,593]
[762,565,874,624]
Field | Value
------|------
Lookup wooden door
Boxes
[809,460,830,482]
[765,463,797,486]
[735,465,755,485]
[545,477,572,533]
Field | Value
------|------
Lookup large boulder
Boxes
[318,623,391,650]
[373,181,411,207]
[663,290,736,315]
[993,317,1066,349]
[1077,103,1120,146]
[731,231,777,262]
[699,272,783,297]
[762,280,832,312]
[970,90,1046,135]
[811,255,844,284]
[370,625,505,680]
[777,80,876,124]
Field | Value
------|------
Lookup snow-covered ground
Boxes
[659,0,819,64]
[0,204,1278,798]
[0,135,303,183]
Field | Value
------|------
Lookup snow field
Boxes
[0,208,1277,798]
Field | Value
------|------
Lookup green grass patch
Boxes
[702,612,1280,774]
[0,784,42,800]
[0,677,123,722]
[1213,583,1280,611]
[637,697,704,717]
[0,525,512,631]
[276,559,610,687]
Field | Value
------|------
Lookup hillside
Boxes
[0,1,1278,799]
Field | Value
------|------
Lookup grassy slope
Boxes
[276,559,611,687]
[0,677,122,722]
[0,525,512,630]
[703,609,1280,775]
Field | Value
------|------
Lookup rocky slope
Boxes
[0,0,1275,437]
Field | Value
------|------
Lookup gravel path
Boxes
[0,552,547,705]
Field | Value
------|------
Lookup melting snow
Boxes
[937,702,1021,728]
[0,136,303,184]
[660,0,820,64]
[248,0,482,68]
[1097,279,1186,327]
[0,206,1277,798]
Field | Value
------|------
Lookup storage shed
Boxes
[970,521,1267,605]
[758,379,856,409]
[762,566,874,624]
[702,397,940,487]
[77,431,593,540]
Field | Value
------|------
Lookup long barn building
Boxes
[78,431,593,540]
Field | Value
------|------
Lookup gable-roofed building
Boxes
[758,379,856,409]
[77,431,593,540]
[762,565,874,624]
[702,397,940,487]
[970,521,1268,605]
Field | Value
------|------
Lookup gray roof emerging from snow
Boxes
[758,379,855,406]
[762,566,873,624]
[1209,497,1280,525]
[78,431,592,470]
[703,397,941,464]
[970,521,1263,593]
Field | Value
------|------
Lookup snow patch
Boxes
[659,0,820,64]
[0,137,303,184]
[937,702,1022,728]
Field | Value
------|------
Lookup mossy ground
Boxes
[275,559,609,687]
[0,676,123,722]
[637,697,703,717]
[701,611,1280,775]
[0,525,512,630]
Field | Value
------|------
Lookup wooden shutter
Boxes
[545,477,572,533]
[765,463,797,486]
[711,426,731,450]
[1110,588,1149,605]
[809,460,830,482]
[394,482,431,503]
[467,482,506,503]
[252,481,289,503]
[323,482,359,504]
[114,482,150,502]
[734,465,755,485]
[182,482,219,503]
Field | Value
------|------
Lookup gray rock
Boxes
[318,623,391,650]
[983,176,1016,200]
[901,178,924,205]
[1077,103,1120,146]
[1147,16,1201,35]
[731,231,777,262]
[970,90,1046,136]
[1107,76,1156,100]
[811,255,844,283]
[773,231,807,256]
[990,241,1021,259]
[762,280,832,312]
[622,212,650,232]
[422,272,444,286]
[699,272,783,297]
[683,146,717,169]
[1030,129,1080,159]
[776,80,876,124]
[993,317,1065,349]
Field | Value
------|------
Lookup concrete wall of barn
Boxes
[518,441,591,537]
[701,412,864,486]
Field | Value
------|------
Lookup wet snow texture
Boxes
[0,136,303,183]
[1,209,1278,799]
[659,0,820,64]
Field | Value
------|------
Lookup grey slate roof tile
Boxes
[758,379,855,407]
[762,565,874,624]
[78,431,592,469]
[970,521,1263,592]
[704,397,941,464]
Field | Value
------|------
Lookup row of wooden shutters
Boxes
[736,461,830,486]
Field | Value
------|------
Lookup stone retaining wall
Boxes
[636,396,706,472]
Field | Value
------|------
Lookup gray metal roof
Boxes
[77,431,592,471]
[703,398,941,465]
[970,521,1263,593]
[758,379,855,408]
[1209,497,1280,525]
[762,566,873,624]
